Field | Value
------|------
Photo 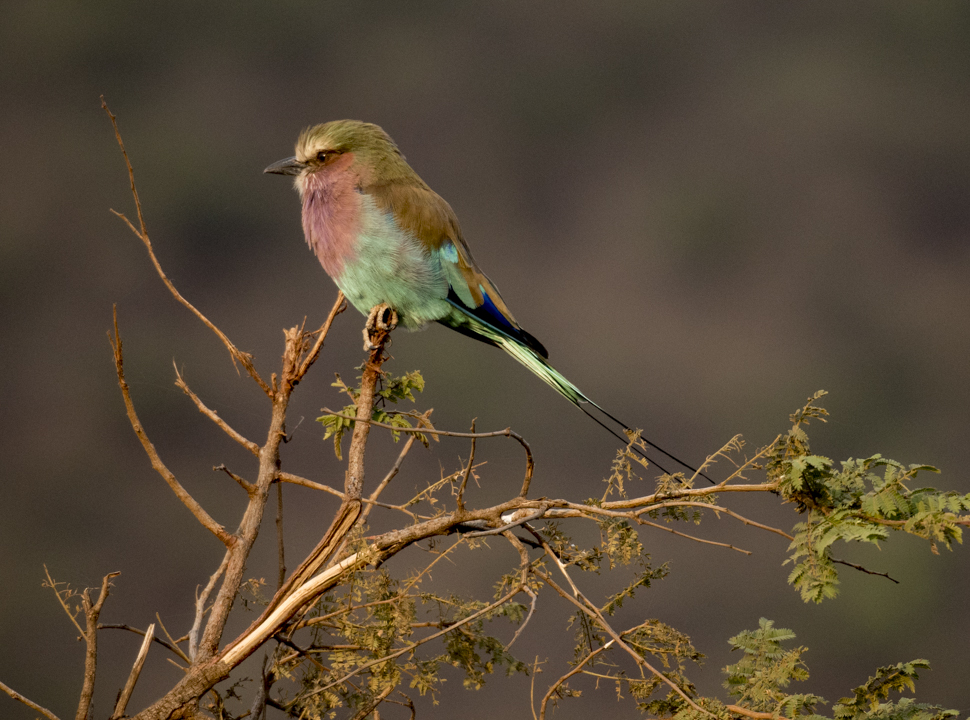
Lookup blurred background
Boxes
[2,2,969,718]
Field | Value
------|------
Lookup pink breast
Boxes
[300,157,360,279]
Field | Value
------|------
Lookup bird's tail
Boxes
[451,311,709,481]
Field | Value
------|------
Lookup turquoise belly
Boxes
[336,198,450,329]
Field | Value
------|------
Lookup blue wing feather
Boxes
[442,287,549,359]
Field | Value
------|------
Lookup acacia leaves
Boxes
[769,393,969,603]
[721,620,956,720]
[317,370,429,459]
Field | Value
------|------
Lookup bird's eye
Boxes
[316,150,331,163]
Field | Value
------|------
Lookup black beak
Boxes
[264,156,306,176]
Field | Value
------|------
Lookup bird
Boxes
[265,120,702,478]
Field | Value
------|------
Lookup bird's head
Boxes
[264,120,414,192]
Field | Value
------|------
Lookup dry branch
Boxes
[175,366,259,455]
[0,681,62,720]
[76,571,120,720]
[110,308,234,546]
[101,97,269,393]
[110,622,156,719]
[99,624,189,663]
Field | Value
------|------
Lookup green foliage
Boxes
[832,660,959,720]
[720,622,959,720]
[602,562,669,616]
[769,393,968,603]
[724,618,823,717]
[272,560,529,718]
[282,376,968,719]
[600,517,645,568]
[317,370,428,459]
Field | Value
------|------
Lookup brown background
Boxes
[1,2,968,718]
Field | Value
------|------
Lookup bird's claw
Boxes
[363,303,398,351]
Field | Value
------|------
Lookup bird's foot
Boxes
[363,303,398,351]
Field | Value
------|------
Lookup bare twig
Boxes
[356,434,418,529]
[110,308,234,546]
[505,586,537,651]
[346,684,395,720]
[76,571,120,720]
[634,517,752,553]
[727,704,793,720]
[99,624,188,663]
[295,291,347,381]
[276,481,286,591]
[456,421,477,510]
[190,550,230,661]
[355,408,433,528]
[538,642,613,720]
[831,557,899,583]
[532,537,712,719]
[101,97,269,394]
[320,408,534,495]
[155,613,190,661]
[0,680,62,720]
[277,471,345,499]
[175,365,259,455]
[43,565,86,638]
[214,464,255,495]
[110,622,156,719]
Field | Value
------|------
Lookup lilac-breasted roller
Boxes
[266,120,700,476]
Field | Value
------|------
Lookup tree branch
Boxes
[110,308,234,546]
[110,622,156,719]
[0,681,62,720]
[102,97,269,394]
[76,571,120,720]
[175,365,260,456]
